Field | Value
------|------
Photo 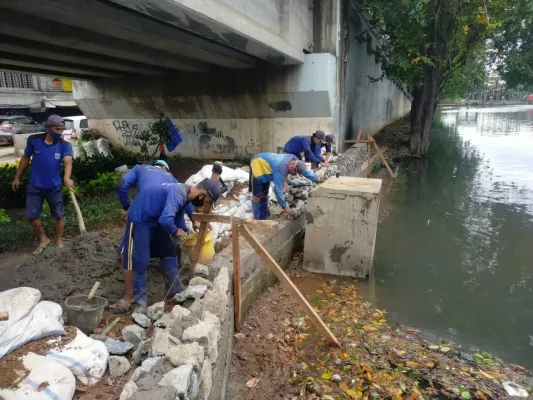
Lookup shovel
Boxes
[81,281,101,311]
[69,188,86,234]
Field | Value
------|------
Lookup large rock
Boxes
[171,305,192,320]
[189,370,199,400]
[154,313,174,329]
[122,325,146,348]
[131,338,152,365]
[105,338,134,355]
[186,284,209,299]
[202,311,221,343]
[132,312,152,328]
[193,264,210,279]
[168,314,199,339]
[182,321,218,363]
[202,287,227,321]
[151,328,180,357]
[130,356,162,382]
[119,380,138,400]
[109,356,131,377]
[146,301,165,321]
[189,276,213,289]
[213,266,229,294]
[130,386,176,400]
[198,358,212,400]
[168,342,204,371]
[158,364,194,399]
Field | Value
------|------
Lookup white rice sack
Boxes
[71,141,87,160]
[81,140,98,158]
[0,287,41,338]
[185,165,250,186]
[96,138,112,158]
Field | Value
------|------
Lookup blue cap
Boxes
[325,134,335,143]
[313,130,326,141]
[152,160,170,170]
[200,178,221,203]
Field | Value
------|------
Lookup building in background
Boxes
[0,72,82,122]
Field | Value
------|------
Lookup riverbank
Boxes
[228,253,532,399]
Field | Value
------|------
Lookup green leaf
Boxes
[440,346,451,353]
[461,391,472,399]
[321,372,332,380]
[429,345,439,350]
[400,382,407,392]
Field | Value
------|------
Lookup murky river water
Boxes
[366,105,533,368]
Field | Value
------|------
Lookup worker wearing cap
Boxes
[249,152,318,220]
[11,114,74,255]
[117,179,221,313]
[283,131,329,168]
[308,133,335,167]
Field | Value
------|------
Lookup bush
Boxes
[83,172,122,197]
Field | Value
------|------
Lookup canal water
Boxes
[367,105,533,368]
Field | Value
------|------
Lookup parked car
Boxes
[62,116,88,141]
[0,115,43,145]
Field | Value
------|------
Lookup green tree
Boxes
[360,0,509,155]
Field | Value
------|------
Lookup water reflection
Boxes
[370,105,533,368]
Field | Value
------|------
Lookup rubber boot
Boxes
[252,201,262,220]
[161,257,184,296]
[133,269,148,313]
[259,197,269,220]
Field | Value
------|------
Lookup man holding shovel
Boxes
[117,179,220,314]
[11,115,74,255]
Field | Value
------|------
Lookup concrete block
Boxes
[304,176,382,278]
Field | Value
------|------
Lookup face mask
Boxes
[48,128,62,140]
[191,194,205,207]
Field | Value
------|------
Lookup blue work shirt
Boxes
[24,134,73,189]
[127,183,191,234]
[117,164,195,219]
[251,152,317,208]
[309,142,332,163]
[283,135,323,164]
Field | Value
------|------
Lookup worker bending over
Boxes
[249,152,318,220]
[118,179,220,313]
[309,134,335,167]
[283,130,329,168]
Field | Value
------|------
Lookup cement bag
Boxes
[0,287,41,338]
[0,301,64,359]
[222,180,234,198]
[46,328,108,386]
[185,165,250,186]
[96,138,112,158]
[0,353,75,400]
[71,141,87,161]
[81,140,98,158]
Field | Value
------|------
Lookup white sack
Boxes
[96,138,112,158]
[81,140,98,158]
[0,287,41,338]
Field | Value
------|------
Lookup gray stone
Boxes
[131,338,152,365]
[105,338,134,355]
[130,386,176,400]
[213,267,230,294]
[173,291,187,303]
[146,301,165,321]
[132,312,152,328]
[169,321,184,340]
[151,328,180,357]
[171,305,192,320]
[122,325,146,348]
[198,358,212,400]
[194,264,209,279]
[154,312,174,328]
[182,321,218,363]
[202,311,221,341]
[130,356,162,382]
[109,356,131,377]
[189,298,204,318]
[186,284,209,299]
[135,359,175,392]
[189,276,213,289]
[90,334,108,342]
[269,203,283,216]
[202,287,227,321]
[295,190,309,199]
[158,364,194,398]
[119,380,138,400]
[189,370,199,400]
[331,374,342,383]
[168,342,204,371]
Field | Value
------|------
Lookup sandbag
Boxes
[0,353,76,400]
[0,301,64,359]
[0,287,41,338]
[81,140,98,158]
[96,138,112,158]
[185,165,249,186]
[71,141,87,160]
[46,328,108,386]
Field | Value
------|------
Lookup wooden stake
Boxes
[188,221,209,280]
[372,139,396,178]
[69,189,86,234]
[239,225,341,347]
[366,132,372,178]
[102,317,121,335]
[192,213,278,228]
[232,223,242,332]
[355,128,363,143]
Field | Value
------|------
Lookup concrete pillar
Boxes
[303,176,382,278]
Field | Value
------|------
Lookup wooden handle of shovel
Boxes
[69,188,87,234]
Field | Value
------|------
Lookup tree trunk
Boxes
[410,68,439,156]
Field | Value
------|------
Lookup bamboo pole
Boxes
[239,225,341,347]
[231,223,242,332]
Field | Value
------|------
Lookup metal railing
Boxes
[0,72,34,89]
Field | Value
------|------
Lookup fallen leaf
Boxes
[429,345,439,350]
[440,346,451,353]
[406,361,422,368]
[461,391,472,399]
[321,372,332,380]
[395,349,406,356]
[245,377,260,388]
[234,333,246,339]
[345,389,363,399]
[322,396,335,400]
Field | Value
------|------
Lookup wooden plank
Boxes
[355,128,362,143]
[366,132,372,178]
[239,225,341,347]
[232,223,242,332]
[188,221,209,280]
[192,213,278,228]
[372,140,396,178]
[344,139,375,144]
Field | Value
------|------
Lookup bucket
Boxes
[65,295,108,334]
[183,231,215,265]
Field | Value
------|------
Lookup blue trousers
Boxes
[248,172,269,220]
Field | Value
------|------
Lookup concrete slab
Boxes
[303,176,382,278]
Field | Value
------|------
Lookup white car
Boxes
[62,116,88,141]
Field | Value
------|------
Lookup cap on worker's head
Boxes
[325,134,335,143]
[44,114,64,127]
[313,130,326,142]
[200,178,221,203]
[295,160,306,175]
[152,159,170,170]
[212,163,223,175]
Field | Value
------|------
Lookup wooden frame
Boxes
[344,131,396,178]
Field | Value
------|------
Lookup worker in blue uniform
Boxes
[283,130,329,168]
[116,179,221,313]
[249,152,318,219]
[308,133,335,167]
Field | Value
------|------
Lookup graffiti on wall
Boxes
[112,120,142,146]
